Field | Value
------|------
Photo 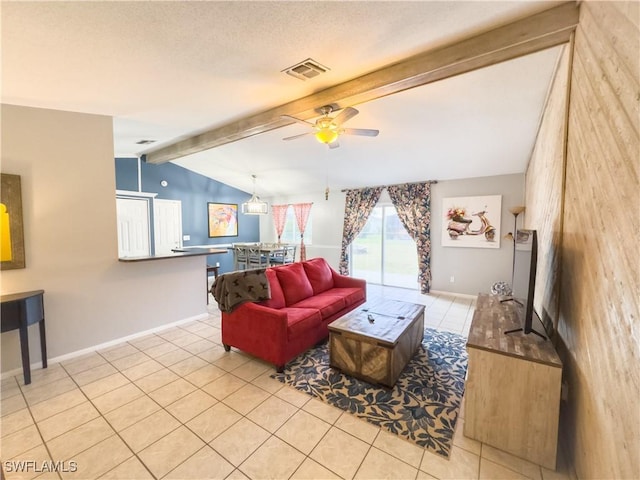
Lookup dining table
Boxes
[230,243,294,268]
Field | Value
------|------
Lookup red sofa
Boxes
[221,257,366,371]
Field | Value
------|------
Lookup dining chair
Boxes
[233,245,248,270]
[283,245,297,264]
[247,245,268,269]
[271,245,296,264]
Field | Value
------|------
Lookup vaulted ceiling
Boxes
[1,1,577,197]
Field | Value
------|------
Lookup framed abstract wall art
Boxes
[441,195,501,249]
[1,173,26,270]
[208,203,238,238]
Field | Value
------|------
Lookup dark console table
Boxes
[1,290,47,384]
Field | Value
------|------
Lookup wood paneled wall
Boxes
[525,1,639,478]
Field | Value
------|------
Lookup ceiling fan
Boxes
[282,105,379,149]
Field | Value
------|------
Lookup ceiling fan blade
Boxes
[281,115,314,127]
[328,140,340,149]
[283,132,313,141]
[342,128,379,137]
[332,107,359,126]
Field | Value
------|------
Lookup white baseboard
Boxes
[429,289,477,300]
[1,312,209,380]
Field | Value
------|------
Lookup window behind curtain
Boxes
[351,204,417,289]
[280,205,313,244]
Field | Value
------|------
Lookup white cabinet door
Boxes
[153,199,183,255]
[116,197,150,257]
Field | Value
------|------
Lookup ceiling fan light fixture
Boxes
[283,105,377,148]
[315,127,339,144]
[241,175,268,215]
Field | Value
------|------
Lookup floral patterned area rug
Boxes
[271,328,468,458]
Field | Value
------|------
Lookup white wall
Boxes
[262,173,523,295]
[1,105,207,373]
[260,189,347,269]
[430,174,524,294]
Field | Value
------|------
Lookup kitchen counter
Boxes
[119,247,227,262]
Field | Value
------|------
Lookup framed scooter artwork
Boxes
[441,195,501,249]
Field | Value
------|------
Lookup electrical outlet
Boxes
[183,235,190,241]
[450,276,455,283]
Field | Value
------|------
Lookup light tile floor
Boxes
[1,285,577,480]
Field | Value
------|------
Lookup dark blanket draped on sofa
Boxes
[212,269,270,312]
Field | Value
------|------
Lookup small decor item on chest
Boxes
[491,281,513,296]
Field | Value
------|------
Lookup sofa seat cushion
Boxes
[290,295,346,321]
[317,287,365,306]
[258,269,286,309]
[284,307,322,340]
[303,258,334,295]
[275,262,314,306]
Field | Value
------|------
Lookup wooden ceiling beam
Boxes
[144,1,579,164]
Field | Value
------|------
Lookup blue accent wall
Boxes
[115,157,139,191]
[115,157,258,273]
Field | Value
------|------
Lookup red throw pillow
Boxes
[260,269,286,309]
[275,262,314,306]
[303,258,334,295]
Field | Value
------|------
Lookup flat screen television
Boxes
[504,229,546,339]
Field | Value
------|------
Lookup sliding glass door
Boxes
[351,204,418,289]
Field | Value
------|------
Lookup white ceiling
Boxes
[1,1,563,197]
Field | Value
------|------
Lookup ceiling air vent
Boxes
[282,58,330,81]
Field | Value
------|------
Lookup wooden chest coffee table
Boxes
[328,298,425,388]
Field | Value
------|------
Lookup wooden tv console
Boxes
[464,294,562,470]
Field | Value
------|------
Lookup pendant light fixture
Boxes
[241,175,268,215]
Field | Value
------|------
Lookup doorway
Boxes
[351,204,418,289]
[116,197,151,258]
[153,199,183,255]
